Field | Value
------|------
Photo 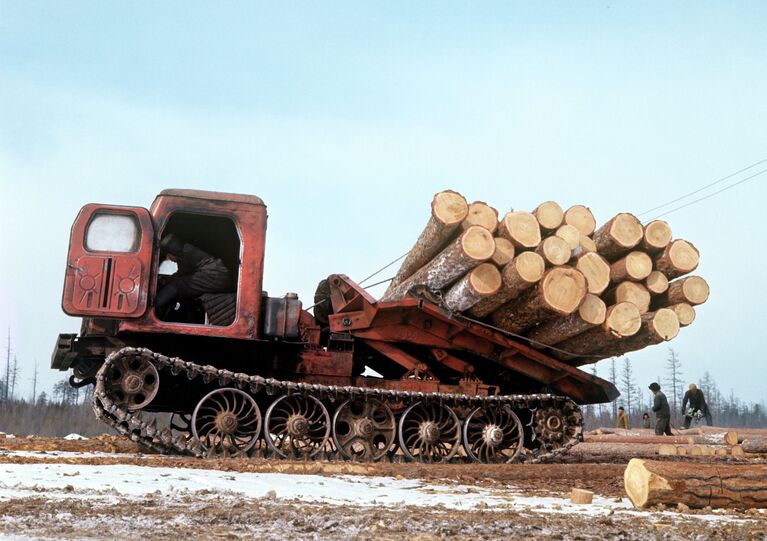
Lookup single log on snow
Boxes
[654,275,709,307]
[442,263,502,312]
[497,211,541,249]
[466,252,545,318]
[381,226,495,301]
[642,220,672,252]
[593,213,644,260]
[610,251,653,283]
[554,302,641,361]
[491,237,515,267]
[603,282,652,314]
[624,458,767,509]
[526,294,606,347]
[554,224,580,250]
[564,205,596,236]
[671,303,696,327]
[385,190,468,296]
[654,239,699,279]
[535,236,572,266]
[462,201,499,233]
[593,308,679,358]
[645,271,669,295]
[489,266,587,334]
[533,201,564,232]
[575,252,611,295]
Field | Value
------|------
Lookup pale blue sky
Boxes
[1,2,766,405]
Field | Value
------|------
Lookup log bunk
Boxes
[381,191,708,369]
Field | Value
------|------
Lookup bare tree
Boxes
[609,358,618,421]
[9,356,19,401]
[664,348,684,424]
[620,357,636,425]
[30,360,38,403]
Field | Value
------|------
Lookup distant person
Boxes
[649,382,672,436]
[682,383,713,428]
[155,234,233,316]
[617,406,628,429]
[642,412,651,429]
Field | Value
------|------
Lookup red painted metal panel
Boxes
[62,204,154,318]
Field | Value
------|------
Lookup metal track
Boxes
[92,347,583,463]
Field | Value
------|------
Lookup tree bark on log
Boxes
[554,224,580,250]
[533,201,564,232]
[490,237,515,267]
[654,239,700,279]
[526,294,606,346]
[489,266,587,334]
[466,252,545,318]
[462,201,499,233]
[534,235,572,266]
[624,458,767,509]
[610,251,653,283]
[742,436,767,454]
[554,302,641,361]
[645,271,669,295]
[442,263,502,312]
[642,220,672,252]
[593,213,644,260]
[497,211,542,249]
[591,308,680,358]
[563,205,596,236]
[384,190,469,296]
[654,275,710,307]
[575,252,611,295]
[671,303,696,327]
[381,226,495,301]
[603,282,651,314]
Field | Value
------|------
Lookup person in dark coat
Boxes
[682,383,713,428]
[649,382,673,436]
[642,412,651,429]
[155,234,233,317]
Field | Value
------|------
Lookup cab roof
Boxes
[157,189,265,207]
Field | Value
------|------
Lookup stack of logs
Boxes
[380,190,709,365]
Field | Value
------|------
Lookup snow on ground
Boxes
[0,462,758,524]
[0,449,143,460]
[63,434,88,440]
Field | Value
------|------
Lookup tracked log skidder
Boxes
[52,189,619,463]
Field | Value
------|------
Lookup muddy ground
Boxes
[1,435,766,540]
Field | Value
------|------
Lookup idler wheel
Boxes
[103,353,160,411]
[463,405,524,463]
[192,388,261,457]
[265,394,330,459]
[397,401,461,463]
[332,398,396,461]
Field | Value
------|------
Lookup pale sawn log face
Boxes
[654,239,699,279]
[564,204,596,236]
[385,190,469,295]
[490,237,515,266]
[609,251,653,283]
[442,262,502,312]
[525,294,606,347]
[465,251,545,318]
[624,458,767,509]
[381,225,494,301]
[593,213,644,260]
[575,252,610,295]
[462,201,499,233]
[554,224,580,250]
[498,211,542,249]
[642,220,672,252]
[595,308,679,358]
[645,270,669,294]
[535,235,571,266]
[533,200,564,231]
[671,303,696,326]
[603,281,651,314]
[663,275,710,306]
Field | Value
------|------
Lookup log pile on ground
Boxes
[380,191,708,365]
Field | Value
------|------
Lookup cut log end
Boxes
[595,213,643,255]
[462,201,499,232]
[432,190,470,225]
[491,237,515,267]
[610,251,653,282]
[623,459,657,508]
[650,308,680,341]
[536,236,572,266]
[468,263,503,295]
[606,282,652,314]
[555,224,581,250]
[678,276,710,305]
[671,303,696,327]
[533,201,564,231]
[500,211,542,248]
[564,205,596,236]
[541,266,588,315]
[656,239,700,278]
[514,251,546,283]
[579,294,607,325]
[461,226,496,261]
[646,271,669,295]
[576,252,611,295]
[570,488,593,505]
[605,302,642,337]
[643,220,672,251]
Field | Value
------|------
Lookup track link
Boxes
[92,347,583,463]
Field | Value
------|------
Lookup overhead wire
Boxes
[639,156,767,218]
